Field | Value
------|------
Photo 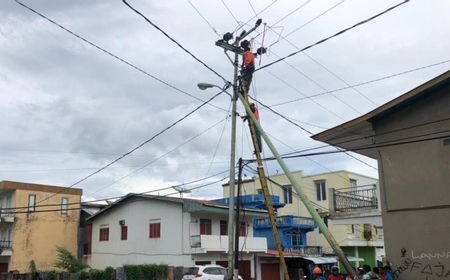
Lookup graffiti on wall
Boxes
[392,250,450,280]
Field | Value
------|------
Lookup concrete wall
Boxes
[90,199,192,269]
[10,189,81,272]
[374,85,450,279]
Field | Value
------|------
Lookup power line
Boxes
[280,116,450,158]
[248,95,378,170]
[3,170,231,212]
[266,0,345,48]
[205,102,232,176]
[37,87,229,205]
[187,0,221,36]
[260,129,450,162]
[260,11,378,107]
[256,0,410,72]
[270,59,450,107]
[263,68,346,120]
[122,0,229,84]
[6,176,229,214]
[87,115,231,197]
[14,0,228,113]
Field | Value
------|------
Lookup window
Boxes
[351,224,355,234]
[28,194,36,212]
[350,179,358,193]
[61,197,68,215]
[283,185,293,204]
[149,222,161,238]
[240,222,247,236]
[289,232,302,249]
[200,219,212,235]
[220,220,227,236]
[121,226,128,240]
[315,180,326,201]
[99,227,109,241]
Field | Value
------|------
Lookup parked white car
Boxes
[182,265,243,280]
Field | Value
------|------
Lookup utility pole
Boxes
[237,93,361,280]
[234,158,243,278]
[215,19,262,280]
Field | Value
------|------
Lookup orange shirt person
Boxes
[240,40,255,94]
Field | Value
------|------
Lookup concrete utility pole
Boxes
[237,93,361,280]
[215,20,262,280]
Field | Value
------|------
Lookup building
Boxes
[0,181,82,272]
[222,170,383,270]
[86,193,268,280]
[312,70,450,279]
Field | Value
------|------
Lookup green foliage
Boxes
[124,264,168,280]
[47,270,57,280]
[54,246,89,273]
[29,260,38,277]
[79,270,89,280]
[79,267,115,280]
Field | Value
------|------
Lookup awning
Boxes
[301,257,338,264]
[301,256,365,264]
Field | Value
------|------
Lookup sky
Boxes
[1,0,449,202]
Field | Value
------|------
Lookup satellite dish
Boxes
[172,185,191,198]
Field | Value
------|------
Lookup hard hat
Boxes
[312,266,322,275]
[240,40,250,49]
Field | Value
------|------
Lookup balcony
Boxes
[286,246,322,256]
[0,240,12,256]
[190,235,267,253]
[333,187,378,212]
[254,215,316,230]
[0,209,15,223]
[212,194,285,210]
[328,187,382,226]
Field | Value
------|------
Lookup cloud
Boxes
[0,0,449,202]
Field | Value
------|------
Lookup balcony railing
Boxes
[286,246,322,256]
[0,240,12,249]
[0,208,15,217]
[254,215,316,229]
[333,186,378,212]
[190,235,267,253]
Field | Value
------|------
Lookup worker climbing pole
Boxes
[239,39,292,280]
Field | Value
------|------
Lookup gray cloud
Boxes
[1,0,449,201]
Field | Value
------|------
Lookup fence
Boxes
[333,186,378,212]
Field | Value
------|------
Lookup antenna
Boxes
[172,185,192,198]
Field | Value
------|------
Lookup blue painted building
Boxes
[211,194,318,254]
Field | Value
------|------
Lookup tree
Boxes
[54,246,88,273]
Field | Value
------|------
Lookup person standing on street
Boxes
[313,266,326,280]
[327,266,344,280]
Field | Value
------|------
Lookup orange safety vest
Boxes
[243,51,255,70]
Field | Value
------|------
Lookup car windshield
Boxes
[183,267,199,275]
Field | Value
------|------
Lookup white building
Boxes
[87,194,267,280]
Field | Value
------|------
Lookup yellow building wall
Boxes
[224,170,380,251]
[10,189,81,272]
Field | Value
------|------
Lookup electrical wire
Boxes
[2,172,231,213]
[267,0,345,48]
[187,0,221,36]
[87,116,231,197]
[259,129,450,162]
[36,87,229,205]
[122,0,229,84]
[256,0,410,72]
[280,116,450,158]
[270,58,450,107]
[14,0,228,113]
[205,101,232,176]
